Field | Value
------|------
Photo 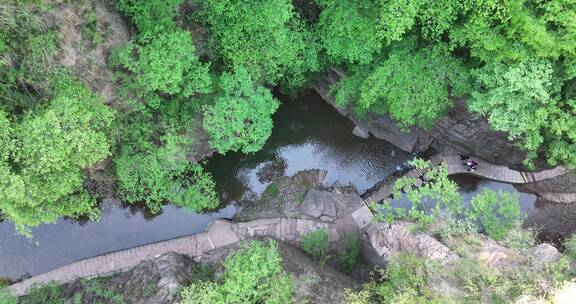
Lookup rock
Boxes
[60,252,196,304]
[531,243,561,265]
[300,189,338,221]
[314,68,530,168]
[206,219,242,248]
[277,241,360,303]
[361,222,456,266]
[352,125,369,139]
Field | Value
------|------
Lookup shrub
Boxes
[0,287,17,304]
[344,253,443,304]
[338,233,361,273]
[0,78,112,234]
[468,189,523,240]
[300,228,330,264]
[564,234,576,260]
[375,159,461,227]
[501,226,535,250]
[19,282,64,304]
[180,240,293,304]
[264,182,279,197]
[437,217,477,239]
[116,0,183,33]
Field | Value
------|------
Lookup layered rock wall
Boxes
[314,68,528,168]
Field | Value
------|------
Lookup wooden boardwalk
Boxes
[443,155,568,184]
[364,154,569,204]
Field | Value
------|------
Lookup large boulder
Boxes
[361,221,456,265]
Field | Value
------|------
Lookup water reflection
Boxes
[205,90,412,205]
[0,90,409,280]
[0,200,236,280]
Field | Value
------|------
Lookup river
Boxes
[0,90,561,280]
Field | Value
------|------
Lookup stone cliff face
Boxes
[314,68,529,168]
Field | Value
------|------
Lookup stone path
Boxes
[11,203,374,296]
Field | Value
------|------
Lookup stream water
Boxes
[0,90,562,280]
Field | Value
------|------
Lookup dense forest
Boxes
[0,0,574,240]
[1,0,576,303]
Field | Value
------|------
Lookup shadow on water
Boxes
[204,90,412,205]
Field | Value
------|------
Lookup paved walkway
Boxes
[11,201,374,296]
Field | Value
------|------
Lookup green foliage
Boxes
[300,228,330,264]
[201,0,319,87]
[501,226,535,250]
[115,134,218,214]
[468,189,524,240]
[338,233,360,273]
[451,0,576,63]
[203,67,279,154]
[110,28,212,106]
[375,159,462,227]
[470,58,576,167]
[180,240,293,304]
[564,234,576,260]
[264,182,279,197]
[116,0,183,33]
[80,8,103,47]
[344,253,443,304]
[374,159,525,243]
[0,287,17,304]
[315,0,382,65]
[0,78,112,234]
[19,282,64,304]
[346,250,573,304]
[437,217,478,239]
[336,42,470,129]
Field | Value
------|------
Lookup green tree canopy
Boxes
[203,67,279,154]
[180,240,293,304]
[116,0,183,33]
[110,28,212,108]
[201,0,319,87]
[335,42,470,129]
[470,58,576,166]
[0,80,113,234]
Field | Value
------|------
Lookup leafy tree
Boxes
[336,42,470,128]
[116,0,183,33]
[203,67,279,154]
[470,58,576,166]
[201,0,319,87]
[180,240,293,304]
[0,79,112,235]
[115,133,219,214]
[451,0,576,62]
[315,0,383,65]
[375,159,462,226]
[110,29,212,107]
[468,189,523,240]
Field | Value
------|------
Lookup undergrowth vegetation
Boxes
[180,240,293,304]
[374,159,524,241]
